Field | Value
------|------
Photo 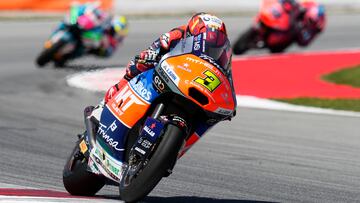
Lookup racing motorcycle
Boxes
[36,4,103,67]
[233,0,302,55]
[62,31,236,202]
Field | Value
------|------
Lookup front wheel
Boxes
[36,40,66,67]
[119,124,186,203]
[232,27,258,55]
[62,139,105,196]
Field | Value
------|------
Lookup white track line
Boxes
[0,196,121,203]
[66,68,360,117]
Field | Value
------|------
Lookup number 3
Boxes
[194,70,221,92]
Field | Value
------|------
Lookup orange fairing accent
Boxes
[164,54,235,115]
[106,84,150,128]
[259,0,290,31]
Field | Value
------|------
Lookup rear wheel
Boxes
[36,40,66,67]
[233,27,258,55]
[62,140,105,196]
[269,45,286,53]
[119,124,186,202]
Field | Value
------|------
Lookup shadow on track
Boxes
[142,196,277,203]
[95,194,277,203]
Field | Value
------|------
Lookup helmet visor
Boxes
[193,28,232,75]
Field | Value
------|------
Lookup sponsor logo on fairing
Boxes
[153,75,165,92]
[112,86,145,115]
[97,120,124,151]
[177,63,192,72]
[161,61,180,85]
[194,41,201,51]
[144,125,155,137]
[130,80,152,101]
[214,107,233,116]
[200,14,223,29]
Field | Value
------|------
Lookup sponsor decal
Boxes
[97,120,124,152]
[153,75,165,92]
[105,159,120,176]
[157,67,170,83]
[177,63,192,72]
[200,14,223,29]
[144,125,155,137]
[199,54,222,70]
[194,40,201,51]
[79,140,88,154]
[186,56,217,70]
[214,107,233,116]
[91,147,123,181]
[112,85,145,116]
[161,61,180,85]
[130,80,152,101]
[135,147,146,155]
[221,92,231,105]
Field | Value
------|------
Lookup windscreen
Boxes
[163,28,232,77]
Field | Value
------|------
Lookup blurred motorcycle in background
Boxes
[36,2,128,67]
[233,0,325,55]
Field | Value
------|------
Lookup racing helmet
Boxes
[111,15,129,41]
[186,12,227,37]
[302,1,326,32]
[186,13,232,75]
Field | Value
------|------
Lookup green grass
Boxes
[275,98,360,112]
[323,65,360,87]
[274,65,360,112]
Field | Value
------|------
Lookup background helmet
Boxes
[186,13,227,37]
[301,1,326,32]
[111,15,129,41]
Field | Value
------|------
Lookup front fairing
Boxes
[153,36,236,119]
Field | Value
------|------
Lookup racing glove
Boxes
[139,49,159,62]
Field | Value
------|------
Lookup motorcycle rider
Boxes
[296,0,326,46]
[55,2,128,66]
[103,12,231,104]
[279,0,326,47]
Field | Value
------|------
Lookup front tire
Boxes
[36,40,66,67]
[233,27,258,55]
[119,124,186,202]
[63,140,105,196]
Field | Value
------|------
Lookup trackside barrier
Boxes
[0,0,113,11]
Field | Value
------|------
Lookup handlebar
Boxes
[134,55,158,64]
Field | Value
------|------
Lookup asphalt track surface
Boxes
[0,14,360,202]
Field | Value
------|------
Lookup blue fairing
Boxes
[97,69,159,162]
[129,69,159,103]
[97,106,130,161]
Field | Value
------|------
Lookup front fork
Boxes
[122,103,188,182]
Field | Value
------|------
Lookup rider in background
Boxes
[296,0,326,46]
[104,12,232,103]
[55,2,128,65]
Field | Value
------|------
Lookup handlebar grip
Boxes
[134,55,158,64]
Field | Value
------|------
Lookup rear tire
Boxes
[119,124,186,202]
[62,140,105,196]
[36,40,66,67]
[233,27,257,55]
[269,46,286,53]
